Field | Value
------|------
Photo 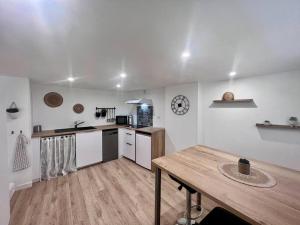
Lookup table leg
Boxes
[155,168,161,225]
[197,192,202,211]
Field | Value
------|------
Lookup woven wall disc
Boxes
[73,104,84,114]
[44,92,63,108]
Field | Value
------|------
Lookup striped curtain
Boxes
[40,135,76,180]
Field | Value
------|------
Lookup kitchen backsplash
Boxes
[137,106,153,126]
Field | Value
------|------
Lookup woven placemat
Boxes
[218,162,277,188]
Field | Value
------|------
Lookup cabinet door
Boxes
[136,133,151,170]
[76,131,102,168]
[118,128,126,158]
[122,129,136,161]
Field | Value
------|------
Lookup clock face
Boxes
[171,95,190,115]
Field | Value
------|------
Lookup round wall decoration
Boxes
[44,92,63,108]
[171,95,190,115]
[73,104,84,114]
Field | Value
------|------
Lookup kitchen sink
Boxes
[54,126,97,133]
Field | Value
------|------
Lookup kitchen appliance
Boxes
[116,115,128,125]
[102,129,118,162]
[136,132,152,170]
[125,98,153,105]
[33,125,42,133]
[128,115,134,126]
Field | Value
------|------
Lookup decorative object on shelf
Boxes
[264,120,271,125]
[73,104,84,114]
[44,92,63,108]
[288,117,298,127]
[218,162,276,188]
[171,95,190,115]
[238,158,250,175]
[6,102,20,119]
[222,92,235,101]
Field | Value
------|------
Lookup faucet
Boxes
[74,121,85,128]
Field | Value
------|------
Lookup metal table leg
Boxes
[155,168,161,225]
[197,192,202,211]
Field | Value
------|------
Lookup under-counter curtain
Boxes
[40,135,76,180]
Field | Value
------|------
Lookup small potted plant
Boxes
[238,158,250,175]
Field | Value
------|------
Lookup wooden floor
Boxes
[10,158,217,225]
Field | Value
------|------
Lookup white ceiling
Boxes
[0,0,300,90]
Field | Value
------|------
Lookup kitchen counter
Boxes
[32,124,127,138]
[32,125,165,138]
[133,127,165,134]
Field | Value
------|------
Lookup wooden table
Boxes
[152,145,300,225]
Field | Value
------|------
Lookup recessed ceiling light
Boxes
[67,77,75,82]
[116,84,121,88]
[181,51,191,60]
[120,72,127,78]
[229,71,237,77]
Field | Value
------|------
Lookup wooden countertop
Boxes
[32,125,164,138]
[152,145,300,225]
[127,127,165,134]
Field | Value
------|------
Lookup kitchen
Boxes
[1,1,300,225]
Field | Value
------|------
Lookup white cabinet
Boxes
[31,138,41,181]
[119,128,135,161]
[76,131,102,168]
[118,128,125,158]
[136,133,152,170]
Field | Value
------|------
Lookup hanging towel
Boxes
[13,133,30,172]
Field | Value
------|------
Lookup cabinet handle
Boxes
[126,143,132,146]
[126,133,132,136]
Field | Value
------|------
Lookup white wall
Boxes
[124,88,165,127]
[31,83,132,130]
[0,77,10,225]
[126,85,198,154]
[2,76,32,190]
[165,83,199,154]
[201,71,300,170]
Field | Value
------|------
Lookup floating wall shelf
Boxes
[256,123,300,130]
[213,99,254,103]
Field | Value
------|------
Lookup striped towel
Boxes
[13,134,30,172]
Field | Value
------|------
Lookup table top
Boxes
[152,145,300,225]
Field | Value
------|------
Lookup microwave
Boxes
[116,115,128,125]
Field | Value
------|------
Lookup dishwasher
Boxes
[102,129,118,162]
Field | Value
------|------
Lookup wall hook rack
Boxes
[95,107,116,122]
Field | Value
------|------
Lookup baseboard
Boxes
[9,183,15,200]
[14,181,32,192]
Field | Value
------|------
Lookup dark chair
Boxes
[169,175,202,225]
[199,207,251,225]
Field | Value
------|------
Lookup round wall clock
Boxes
[171,95,190,115]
